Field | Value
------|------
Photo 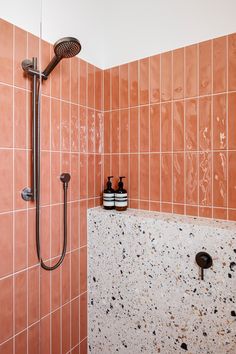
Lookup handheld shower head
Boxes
[43,37,81,78]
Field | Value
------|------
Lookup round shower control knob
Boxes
[60,173,71,185]
[195,252,213,280]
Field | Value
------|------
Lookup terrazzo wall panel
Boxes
[88,208,236,354]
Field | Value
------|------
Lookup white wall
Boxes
[1,0,236,68]
[103,0,236,68]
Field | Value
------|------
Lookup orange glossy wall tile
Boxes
[0,17,103,353]
[1,14,236,354]
[103,32,236,222]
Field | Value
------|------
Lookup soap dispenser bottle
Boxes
[103,176,115,210]
[115,176,128,211]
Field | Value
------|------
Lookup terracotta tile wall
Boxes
[103,33,236,221]
[0,18,103,354]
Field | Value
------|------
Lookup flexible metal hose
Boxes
[36,81,69,271]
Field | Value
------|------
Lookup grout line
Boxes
[49,40,53,354]
[148,57,151,211]
[38,20,42,354]
[69,56,72,354]
[197,44,200,217]
[226,35,229,220]
[138,60,140,209]
[171,50,173,214]
[211,39,214,219]
[128,64,130,207]
[12,24,16,354]
[59,54,62,354]
[160,54,162,211]
[183,46,186,216]
[26,29,29,354]
[102,89,236,112]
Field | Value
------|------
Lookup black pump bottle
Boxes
[115,176,128,211]
[103,176,115,210]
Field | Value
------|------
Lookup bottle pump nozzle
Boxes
[107,176,114,188]
[118,176,125,188]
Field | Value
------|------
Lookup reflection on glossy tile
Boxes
[130,154,139,199]
[173,101,184,151]
[120,64,128,108]
[140,58,149,104]
[0,19,13,84]
[213,94,226,150]
[0,276,13,343]
[161,103,172,152]
[228,92,236,149]
[173,48,184,100]
[213,36,227,93]
[228,33,236,90]
[15,271,27,334]
[14,27,27,89]
[199,152,212,206]
[0,150,13,213]
[14,211,27,272]
[228,151,236,208]
[213,152,227,207]
[185,44,198,97]
[186,152,198,205]
[185,99,198,151]
[0,84,13,148]
[199,40,212,95]
[161,51,172,101]
[0,213,13,278]
[104,69,111,111]
[111,111,119,153]
[120,109,129,153]
[150,104,160,152]
[14,88,26,149]
[104,112,111,153]
[130,108,138,153]
[140,106,149,152]
[150,154,160,201]
[111,67,119,109]
[80,292,87,341]
[140,154,149,200]
[88,64,95,108]
[161,153,172,202]
[71,298,80,348]
[129,61,138,107]
[173,153,184,204]
[15,330,27,354]
[150,55,160,103]
[199,96,211,151]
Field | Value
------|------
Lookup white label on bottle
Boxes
[103,193,115,207]
[115,193,128,207]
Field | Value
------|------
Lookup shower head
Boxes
[42,37,81,78]
[54,37,81,58]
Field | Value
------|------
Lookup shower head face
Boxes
[42,37,81,78]
[54,37,81,59]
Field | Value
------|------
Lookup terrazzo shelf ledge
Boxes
[88,208,236,354]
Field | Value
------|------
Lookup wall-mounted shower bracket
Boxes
[21,187,33,201]
[22,59,48,80]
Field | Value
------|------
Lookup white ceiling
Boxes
[1,0,236,69]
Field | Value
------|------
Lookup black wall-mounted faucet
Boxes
[195,252,213,280]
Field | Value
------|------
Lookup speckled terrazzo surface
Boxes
[88,208,236,354]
